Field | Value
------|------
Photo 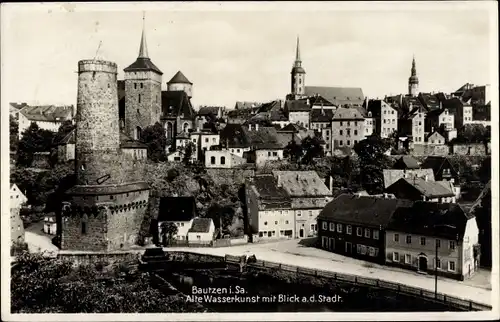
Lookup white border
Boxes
[1,1,499,321]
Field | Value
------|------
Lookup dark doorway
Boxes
[418,256,428,272]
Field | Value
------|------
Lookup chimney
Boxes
[255,123,259,131]
[306,98,310,105]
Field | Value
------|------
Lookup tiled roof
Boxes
[305,86,364,107]
[310,109,334,122]
[20,105,73,122]
[246,127,283,150]
[417,93,440,111]
[189,218,213,233]
[10,102,28,111]
[198,106,220,116]
[120,132,147,149]
[318,194,413,227]
[270,110,288,121]
[285,100,310,112]
[393,155,421,170]
[332,106,364,120]
[279,123,305,133]
[219,123,252,148]
[161,90,196,119]
[158,196,197,222]
[389,177,455,198]
[258,100,282,113]
[276,132,301,147]
[309,95,336,107]
[235,101,262,110]
[387,201,471,240]
[167,71,192,84]
[272,171,330,197]
[420,156,458,177]
[253,174,291,200]
[124,57,163,75]
[383,169,435,188]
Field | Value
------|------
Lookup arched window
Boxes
[81,214,88,234]
[165,122,173,139]
[136,126,142,141]
[183,122,189,132]
[220,156,226,165]
[211,156,216,165]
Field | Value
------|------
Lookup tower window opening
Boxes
[81,222,87,234]
[134,83,137,89]
[138,94,141,103]
[140,83,143,89]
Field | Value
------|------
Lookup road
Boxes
[165,239,492,306]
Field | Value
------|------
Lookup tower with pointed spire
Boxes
[289,36,306,100]
[124,13,163,140]
[408,56,419,97]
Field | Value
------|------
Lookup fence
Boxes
[224,255,492,311]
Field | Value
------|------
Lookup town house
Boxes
[385,201,480,280]
[245,174,294,239]
[331,107,366,150]
[310,108,334,154]
[157,196,197,244]
[10,183,28,209]
[272,171,332,238]
[219,123,252,158]
[284,99,311,129]
[317,194,412,263]
[421,156,461,199]
[366,100,398,138]
[246,126,285,168]
[385,177,456,203]
[187,218,216,245]
[17,105,74,139]
[382,168,435,189]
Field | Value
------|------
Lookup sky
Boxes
[1,2,496,110]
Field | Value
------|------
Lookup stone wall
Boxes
[451,143,489,156]
[124,71,162,139]
[411,144,450,156]
[207,168,255,186]
[57,250,141,267]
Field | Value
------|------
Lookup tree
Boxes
[283,138,303,163]
[301,136,325,165]
[160,222,178,246]
[10,115,19,151]
[179,141,196,165]
[141,122,167,162]
[17,122,56,167]
[353,135,393,194]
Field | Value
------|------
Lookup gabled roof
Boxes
[309,95,336,107]
[189,218,213,233]
[318,194,413,227]
[383,169,435,188]
[272,171,330,197]
[426,131,445,142]
[388,177,455,198]
[417,93,441,111]
[158,196,197,222]
[258,100,282,113]
[167,71,192,85]
[124,57,163,75]
[387,201,471,240]
[253,174,291,200]
[198,106,220,116]
[332,106,364,120]
[420,156,458,176]
[285,100,310,112]
[393,155,421,170]
[20,105,74,122]
[366,99,396,118]
[161,90,196,119]
[219,123,252,148]
[310,109,334,122]
[246,127,283,150]
[270,110,288,121]
[10,102,28,111]
[305,86,364,107]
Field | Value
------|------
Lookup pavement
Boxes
[24,231,59,255]
[165,238,493,306]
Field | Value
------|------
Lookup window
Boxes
[357,227,362,236]
[329,223,335,231]
[393,252,399,262]
[435,258,441,269]
[309,211,312,216]
[268,152,271,157]
[264,221,268,226]
[220,156,226,165]
[272,152,278,157]
[449,241,455,250]
[340,121,343,126]
[347,140,351,146]
[337,224,342,233]
[197,235,201,240]
[340,130,343,135]
[354,140,358,145]
[275,221,278,225]
[347,225,352,235]
[339,140,343,146]
[420,237,426,246]
[134,83,137,89]
[373,230,379,240]
[205,138,209,143]
[354,130,358,135]
[448,261,456,271]
[81,222,87,234]
[369,247,376,257]
[364,228,370,238]
[181,223,184,227]
[285,220,289,224]
[138,94,141,103]
[237,148,240,152]
[210,156,216,164]
[405,254,411,264]
[406,235,412,244]
[347,121,350,126]
[297,211,301,217]
[140,83,143,89]
[354,121,358,126]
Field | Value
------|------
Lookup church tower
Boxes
[408,56,419,97]
[124,13,163,140]
[290,36,306,100]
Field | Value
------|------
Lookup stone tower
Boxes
[290,36,306,100]
[167,71,193,98]
[408,55,419,97]
[60,59,150,251]
[124,14,163,140]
